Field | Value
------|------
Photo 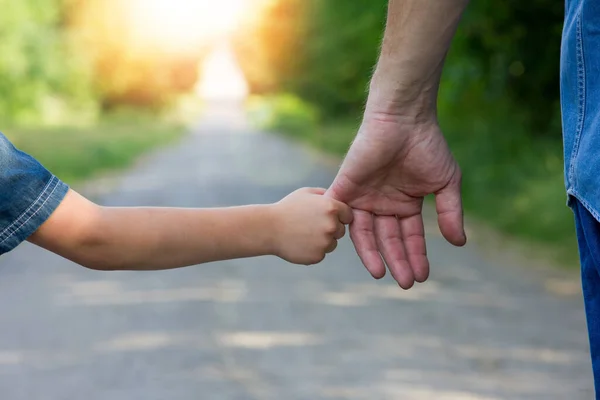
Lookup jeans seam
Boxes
[0,176,59,244]
[568,10,586,186]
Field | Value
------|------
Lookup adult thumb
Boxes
[324,174,345,200]
[434,180,466,247]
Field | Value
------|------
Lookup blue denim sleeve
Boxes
[0,132,69,255]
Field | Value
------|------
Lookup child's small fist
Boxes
[271,187,353,265]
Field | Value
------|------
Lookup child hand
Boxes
[271,187,353,265]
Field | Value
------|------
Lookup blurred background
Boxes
[1,1,591,399]
[0,0,571,262]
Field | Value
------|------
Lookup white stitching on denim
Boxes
[0,176,59,243]
[0,175,56,239]
[569,188,600,223]
[0,177,60,244]
[7,181,60,239]
[569,9,586,185]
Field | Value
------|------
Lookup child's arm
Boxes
[28,187,353,270]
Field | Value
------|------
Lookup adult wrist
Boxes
[365,75,439,123]
[363,96,438,126]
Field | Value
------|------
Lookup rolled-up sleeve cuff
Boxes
[0,176,69,254]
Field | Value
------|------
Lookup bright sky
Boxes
[127,0,265,100]
[129,0,251,51]
[196,42,249,100]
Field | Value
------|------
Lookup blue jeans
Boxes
[574,197,600,395]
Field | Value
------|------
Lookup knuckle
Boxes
[324,222,337,234]
[324,200,337,214]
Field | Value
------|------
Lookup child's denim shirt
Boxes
[0,132,68,254]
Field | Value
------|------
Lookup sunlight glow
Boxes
[196,43,249,100]
[130,0,250,51]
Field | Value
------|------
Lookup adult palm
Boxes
[327,116,466,289]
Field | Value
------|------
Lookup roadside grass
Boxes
[3,109,187,185]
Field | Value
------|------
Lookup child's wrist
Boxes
[261,204,283,257]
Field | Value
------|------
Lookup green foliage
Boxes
[4,112,184,184]
[290,0,387,116]
[235,0,386,116]
[247,93,319,138]
[443,0,563,135]
[238,0,563,132]
[70,0,207,111]
[0,0,96,125]
[233,0,305,94]
[0,1,191,185]
[438,99,573,253]
[0,0,207,123]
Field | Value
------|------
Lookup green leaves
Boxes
[0,0,95,126]
[237,0,563,137]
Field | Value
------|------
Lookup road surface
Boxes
[0,105,594,399]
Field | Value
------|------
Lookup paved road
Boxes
[0,105,594,399]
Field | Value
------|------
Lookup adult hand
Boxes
[326,112,466,289]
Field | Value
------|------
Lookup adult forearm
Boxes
[367,0,469,117]
[30,190,276,270]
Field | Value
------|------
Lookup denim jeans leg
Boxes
[574,198,600,397]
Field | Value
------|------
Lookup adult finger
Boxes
[399,214,429,283]
[349,210,386,279]
[435,176,466,246]
[374,215,415,289]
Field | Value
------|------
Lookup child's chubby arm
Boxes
[28,187,353,271]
